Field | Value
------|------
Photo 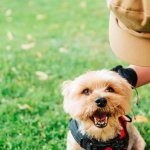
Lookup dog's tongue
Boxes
[92,111,109,128]
[94,112,107,121]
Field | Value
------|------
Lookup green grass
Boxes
[0,0,149,149]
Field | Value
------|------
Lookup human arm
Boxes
[112,65,150,88]
[129,65,150,87]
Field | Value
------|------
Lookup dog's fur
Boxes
[62,70,145,150]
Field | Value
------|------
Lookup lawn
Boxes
[0,0,149,149]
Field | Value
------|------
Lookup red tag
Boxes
[105,148,112,150]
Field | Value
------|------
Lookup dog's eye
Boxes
[82,88,91,95]
[106,86,114,93]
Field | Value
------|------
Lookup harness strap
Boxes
[119,115,132,139]
[69,116,130,150]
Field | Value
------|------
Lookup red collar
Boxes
[105,116,132,150]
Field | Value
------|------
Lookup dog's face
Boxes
[62,70,132,131]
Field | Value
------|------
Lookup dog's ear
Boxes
[62,80,72,96]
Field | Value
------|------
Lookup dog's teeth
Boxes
[94,117,107,124]
[93,114,109,128]
[98,121,105,125]
[94,117,98,124]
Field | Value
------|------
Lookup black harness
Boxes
[69,116,132,150]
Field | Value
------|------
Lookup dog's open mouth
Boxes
[90,111,110,128]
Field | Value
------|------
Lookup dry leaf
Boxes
[59,47,68,53]
[36,14,46,21]
[26,34,34,41]
[36,52,42,58]
[7,31,13,41]
[18,104,31,110]
[79,1,87,9]
[5,9,12,17]
[21,42,35,50]
[35,71,48,80]
[134,115,149,123]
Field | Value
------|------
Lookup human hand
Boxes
[111,65,137,87]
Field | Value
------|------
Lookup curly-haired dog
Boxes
[62,70,145,150]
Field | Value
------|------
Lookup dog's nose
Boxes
[95,97,107,108]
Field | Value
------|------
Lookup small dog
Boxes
[62,70,145,150]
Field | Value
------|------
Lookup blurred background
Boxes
[0,0,149,149]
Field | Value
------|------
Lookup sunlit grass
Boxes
[0,0,149,149]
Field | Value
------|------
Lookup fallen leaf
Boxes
[35,71,48,80]
[18,104,31,110]
[5,9,12,17]
[7,31,13,40]
[79,1,87,9]
[21,42,35,50]
[26,34,34,41]
[59,47,68,53]
[134,115,149,123]
[36,52,42,58]
[36,14,46,21]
